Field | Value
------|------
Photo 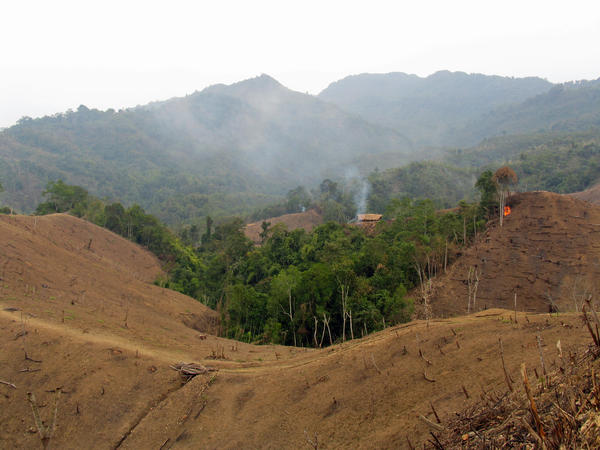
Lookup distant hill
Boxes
[451,82,600,146]
[363,127,600,214]
[318,71,553,147]
[142,74,414,183]
[3,72,600,224]
[570,181,600,206]
[0,75,413,222]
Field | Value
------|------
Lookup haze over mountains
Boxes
[141,74,414,183]
[319,71,600,147]
[1,70,599,223]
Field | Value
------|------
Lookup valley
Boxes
[2,70,600,449]
[1,190,599,448]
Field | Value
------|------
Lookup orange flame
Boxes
[504,206,511,216]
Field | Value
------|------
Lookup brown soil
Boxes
[428,191,600,317]
[0,208,595,449]
[244,209,323,245]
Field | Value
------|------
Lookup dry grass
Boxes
[433,334,600,449]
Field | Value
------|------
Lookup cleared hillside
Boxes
[0,214,286,449]
[244,209,324,245]
[0,206,595,449]
[428,191,600,316]
[571,181,600,206]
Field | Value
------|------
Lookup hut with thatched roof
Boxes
[357,214,382,222]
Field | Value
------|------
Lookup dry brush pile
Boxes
[422,309,600,449]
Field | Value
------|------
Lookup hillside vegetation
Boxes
[0,75,413,223]
[364,128,600,214]
[318,71,554,147]
[452,81,600,146]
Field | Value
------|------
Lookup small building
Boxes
[357,214,382,222]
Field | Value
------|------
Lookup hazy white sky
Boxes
[1,0,599,128]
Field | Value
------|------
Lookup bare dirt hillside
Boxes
[0,214,289,449]
[244,209,323,245]
[0,212,595,450]
[570,182,600,206]
[429,191,600,316]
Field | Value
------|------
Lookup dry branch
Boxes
[461,385,470,399]
[520,416,546,449]
[521,363,546,441]
[20,314,41,363]
[0,380,17,389]
[537,333,547,377]
[169,362,218,377]
[418,414,445,432]
[423,371,436,382]
[371,353,381,374]
[499,338,513,392]
[435,344,600,448]
[28,388,61,450]
[430,401,441,424]
[303,430,318,449]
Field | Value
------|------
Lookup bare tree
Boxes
[467,266,481,314]
[493,167,518,226]
[570,274,596,312]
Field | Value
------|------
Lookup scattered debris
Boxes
[169,362,218,377]
[435,344,600,449]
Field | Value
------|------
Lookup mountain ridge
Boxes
[317,70,555,146]
[0,74,414,221]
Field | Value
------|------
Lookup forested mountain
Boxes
[317,71,553,147]
[450,82,600,146]
[364,128,600,215]
[141,74,413,182]
[0,75,413,222]
[2,71,600,226]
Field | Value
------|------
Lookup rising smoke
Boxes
[344,167,371,221]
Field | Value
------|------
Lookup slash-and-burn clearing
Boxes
[1,192,599,449]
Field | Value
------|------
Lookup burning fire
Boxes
[504,206,511,216]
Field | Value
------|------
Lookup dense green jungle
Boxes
[1,71,600,346]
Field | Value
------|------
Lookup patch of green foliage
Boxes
[166,195,484,347]
[32,177,488,347]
